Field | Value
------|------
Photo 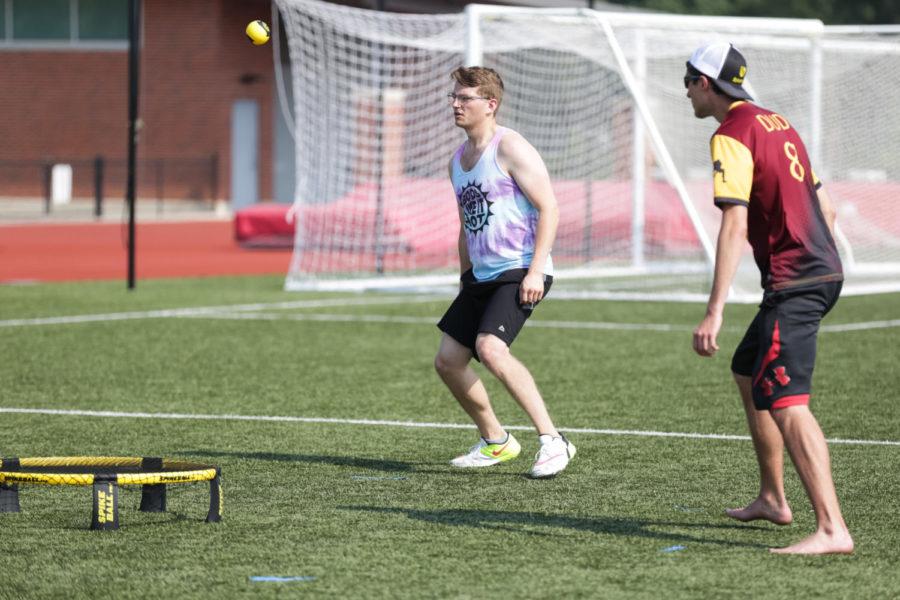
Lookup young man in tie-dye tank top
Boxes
[435,66,575,478]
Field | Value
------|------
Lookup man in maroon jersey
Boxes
[685,42,853,554]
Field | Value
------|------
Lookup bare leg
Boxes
[434,334,505,440]
[726,374,793,525]
[474,334,559,437]
[768,405,854,555]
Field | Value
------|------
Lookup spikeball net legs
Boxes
[0,456,222,531]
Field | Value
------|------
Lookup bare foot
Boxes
[725,497,792,525]
[770,529,854,555]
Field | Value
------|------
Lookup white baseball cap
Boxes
[686,42,752,100]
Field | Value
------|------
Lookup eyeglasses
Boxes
[683,75,703,89]
[447,93,490,105]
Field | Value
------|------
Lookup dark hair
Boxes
[685,64,736,100]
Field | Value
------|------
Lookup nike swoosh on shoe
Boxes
[490,441,510,457]
[534,452,565,466]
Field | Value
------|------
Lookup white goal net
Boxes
[275,0,900,300]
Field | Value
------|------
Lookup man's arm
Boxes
[497,132,559,305]
[693,203,748,357]
[816,185,837,236]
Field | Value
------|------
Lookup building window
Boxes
[1,0,127,46]
[79,0,128,40]
[13,0,70,40]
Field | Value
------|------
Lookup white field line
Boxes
[179,310,900,334]
[180,310,696,332]
[1,407,898,447]
[0,296,441,328]
[820,319,900,332]
[1,299,897,334]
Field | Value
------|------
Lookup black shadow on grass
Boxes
[177,449,415,473]
[9,508,200,532]
[341,506,768,548]
[2,487,208,531]
[177,449,536,478]
[105,511,198,530]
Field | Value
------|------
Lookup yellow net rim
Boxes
[0,456,218,486]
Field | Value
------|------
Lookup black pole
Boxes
[43,162,52,214]
[94,155,104,219]
[126,0,141,290]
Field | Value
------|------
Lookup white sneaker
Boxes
[450,434,521,468]
[528,434,576,478]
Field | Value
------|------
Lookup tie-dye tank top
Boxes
[451,126,553,282]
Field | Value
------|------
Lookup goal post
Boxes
[275,0,900,300]
[462,4,720,275]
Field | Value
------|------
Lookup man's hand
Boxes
[693,311,723,357]
[519,271,544,306]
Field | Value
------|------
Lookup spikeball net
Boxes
[0,456,222,530]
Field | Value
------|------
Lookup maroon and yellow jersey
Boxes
[711,101,842,291]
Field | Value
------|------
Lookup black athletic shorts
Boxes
[437,268,552,361]
[731,280,842,411]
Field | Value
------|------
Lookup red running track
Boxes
[0,221,293,283]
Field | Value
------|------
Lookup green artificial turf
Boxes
[1,276,898,598]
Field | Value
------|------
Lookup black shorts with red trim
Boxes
[731,281,841,411]
[437,268,552,361]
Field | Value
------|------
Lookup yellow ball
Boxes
[246,20,270,45]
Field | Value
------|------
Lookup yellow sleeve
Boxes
[710,134,753,207]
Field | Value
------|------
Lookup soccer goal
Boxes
[275,0,900,300]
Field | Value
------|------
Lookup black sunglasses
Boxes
[683,75,703,89]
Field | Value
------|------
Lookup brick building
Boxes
[0,0,614,210]
[0,0,275,210]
